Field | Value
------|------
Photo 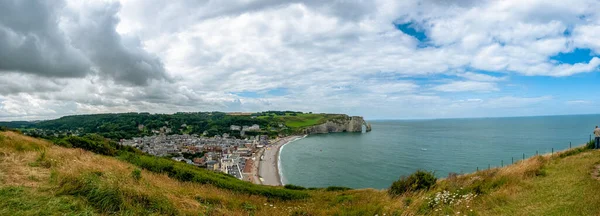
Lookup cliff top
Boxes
[0,111,365,139]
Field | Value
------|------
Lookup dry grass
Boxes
[0,131,409,215]
[1,131,599,215]
[0,131,48,152]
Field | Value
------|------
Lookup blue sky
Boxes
[1,0,600,120]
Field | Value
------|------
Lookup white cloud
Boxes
[457,72,507,82]
[1,0,600,120]
[367,82,419,94]
[566,100,592,105]
[482,96,552,109]
[432,81,499,92]
[573,24,600,54]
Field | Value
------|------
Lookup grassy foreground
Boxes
[1,131,600,215]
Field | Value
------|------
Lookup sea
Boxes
[279,114,600,189]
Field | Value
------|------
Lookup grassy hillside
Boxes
[0,111,351,140]
[258,113,346,129]
[1,131,600,215]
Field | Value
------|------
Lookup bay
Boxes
[280,114,600,189]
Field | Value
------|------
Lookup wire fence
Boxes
[470,134,595,173]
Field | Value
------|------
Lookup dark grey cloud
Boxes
[0,74,64,95]
[0,0,90,78]
[0,0,169,86]
[64,2,170,86]
[121,0,377,36]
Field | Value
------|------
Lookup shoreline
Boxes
[276,135,306,185]
[257,135,304,186]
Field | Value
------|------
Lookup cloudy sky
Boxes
[1,0,599,120]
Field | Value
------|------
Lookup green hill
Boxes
[0,111,346,140]
[1,130,600,215]
[256,112,346,129]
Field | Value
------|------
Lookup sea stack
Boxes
[303,115,372,134]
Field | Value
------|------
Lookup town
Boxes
[118,124,271,181]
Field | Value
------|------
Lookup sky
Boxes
[1,0,600,121]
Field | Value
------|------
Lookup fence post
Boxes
[523,153,525,160]
[570,142,572,149]
[552,148,554,155]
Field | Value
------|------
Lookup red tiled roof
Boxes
[243,159,253,173]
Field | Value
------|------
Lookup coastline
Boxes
[257,135,304,186]
[277,135,306,185]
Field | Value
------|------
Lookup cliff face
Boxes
[303,115,372,134]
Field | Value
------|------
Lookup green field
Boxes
[258,113,343,128]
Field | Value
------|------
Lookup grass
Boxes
[57,172,178,215]
[0,186,95,216]
[258,113,345,129]
[2,131,600,215]
[479,150,600,215]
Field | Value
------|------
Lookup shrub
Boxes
[195,196,223,206]
[29,151,53,168]
[56,135,141,156]
[284,184,306,190]
[325,186,351,191]
[334,194,354,204]
[586,140,595,149]
[389,170,437,196]
[61,136,117,156]
[131,169,142,181]
[557,141,595,158]
[291,210,312,216]
[241,202,256,212]
[0,126,20,133]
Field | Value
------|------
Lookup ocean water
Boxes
[279,114,600,189]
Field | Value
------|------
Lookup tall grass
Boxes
[0,131,46,152]
[0,186,95,215]
[557,140,595,158]
[57,172,178,215]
